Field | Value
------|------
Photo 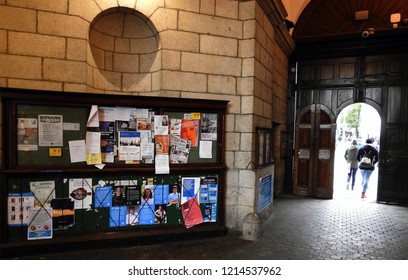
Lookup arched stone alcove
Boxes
[87,7,160,93]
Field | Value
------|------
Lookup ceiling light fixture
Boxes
[390,13,401,28]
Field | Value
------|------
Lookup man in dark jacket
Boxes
[356,137,379,198]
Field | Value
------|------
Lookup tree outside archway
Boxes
[337,104,362,142]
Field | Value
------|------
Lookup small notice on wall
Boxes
[49,147,62,157]
[17,118,38,151]
[38,114,63,147]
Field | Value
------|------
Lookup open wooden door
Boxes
[377,85,408,204]
[294,104,336,198]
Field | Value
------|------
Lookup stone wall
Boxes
[0,0,293,230]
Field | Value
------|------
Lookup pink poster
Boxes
[181,198,203,229]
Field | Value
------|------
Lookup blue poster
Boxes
[208,184,218,203]
[109,206,127,227]
[94,186,112,208]
[138,204,154,225]
[182,178,195,200]
[203,203,217,222]
[200,177,218,203]
[258,174,273,212]
[199,185,208,203]
[153,184,169,205]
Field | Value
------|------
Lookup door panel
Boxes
[314,106,335,198]
[378,84,408,204]
[379,158,408,203]
[294,105,336,198]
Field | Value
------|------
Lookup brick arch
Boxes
[68,0,164,24]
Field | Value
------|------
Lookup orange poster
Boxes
[155,134,169,154]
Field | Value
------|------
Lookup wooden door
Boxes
[362,55,408,205]
[294,104,336,198]
[377,85,408,204]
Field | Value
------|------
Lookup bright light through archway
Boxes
[333,103,381,201]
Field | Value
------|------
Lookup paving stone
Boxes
[6,194,408,260]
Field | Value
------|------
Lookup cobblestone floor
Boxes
[11,193,408,260]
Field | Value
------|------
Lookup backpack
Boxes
[359,150,374,170]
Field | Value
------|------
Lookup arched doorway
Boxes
[287,0,408,205]
[333,103,381,201]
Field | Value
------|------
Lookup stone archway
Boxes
[333,103,381,201]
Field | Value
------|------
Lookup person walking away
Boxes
[344,139,359,190]
[356,137,379,198]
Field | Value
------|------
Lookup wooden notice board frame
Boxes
[0,88,228,256]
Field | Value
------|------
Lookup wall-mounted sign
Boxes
[258,174,273,212]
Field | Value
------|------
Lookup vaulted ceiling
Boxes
[293,0,408,40]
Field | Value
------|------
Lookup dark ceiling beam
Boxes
[291,27,408,60]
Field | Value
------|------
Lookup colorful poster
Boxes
[168,184,181,205]
[126,206,139,225]
[28,207,53,240]
[17,118,38,151]
[199,176,218,203]
[182,198,203,229]
[154,115,169,135]
[100,121,115,140]
[181,177,200,204]
[69,178,92,209]
[50,198,75,230]
[8,192,34,226]
[203,203,217,222]
[170,136,191,163]
[118,131,141,161]
[140,185,154,206]
[153,184,169,205]
[169,118,181,137]
[155,134,169,155]
[112,187,126,206]
[181,119,199,147]
[101,139,115,163]
[137,118,152,131]
[154,205,167,224]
